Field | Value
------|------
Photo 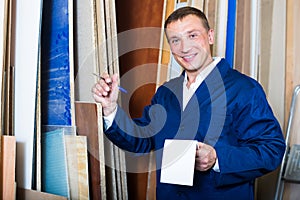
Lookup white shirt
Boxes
[183,57,221,110]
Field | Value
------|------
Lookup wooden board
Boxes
[0,0,8,136]
[104,0,128,198]
[95,0,108,75]
[213,0,228,58]
[156,0,176,88]
[74,0,98,102]
[2,0,13,136]
[234,0,251,75]
[35,49,42,191]
[282,0,300,199]
[64,135,89,200]
[0,135,16,200]
[75,102,106,200]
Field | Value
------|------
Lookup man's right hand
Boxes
[92,73,119,116]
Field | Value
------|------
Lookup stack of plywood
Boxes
[74,0,128,199]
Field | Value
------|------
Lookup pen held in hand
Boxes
[93,73,128,94]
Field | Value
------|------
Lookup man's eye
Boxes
[171,39,179,44]
[189,33,199,39]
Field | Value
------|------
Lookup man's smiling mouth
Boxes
[182,53,196,62]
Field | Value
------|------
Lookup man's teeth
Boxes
[184,55,194,59]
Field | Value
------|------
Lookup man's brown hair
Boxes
[164,6,210,31]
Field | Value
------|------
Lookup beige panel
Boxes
[213,0,228,58]
[257,1,286,199]
[65,135,90,200]
[264,0,285,127]
[74,0,99,102]
[280,0,300,199]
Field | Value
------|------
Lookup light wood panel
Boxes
[0,135,16,200]
[65,135,89,200]
[74,0,99,102]
[282,0,300,199]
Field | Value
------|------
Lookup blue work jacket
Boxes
[105,58,286,200]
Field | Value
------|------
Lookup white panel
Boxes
[12,0,42,189]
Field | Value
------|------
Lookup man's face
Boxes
[165,15,214,72]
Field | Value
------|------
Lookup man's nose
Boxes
[180,38,192,53]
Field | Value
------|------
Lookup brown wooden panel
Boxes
[116,1,164,199]
[75,102,106,200]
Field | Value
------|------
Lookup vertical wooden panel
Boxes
[156,0,175,88]
[285,0,300,130]
[1,136,16,200]
[74,0,99,102]
[75,102,106,200]
[0,0,8,135]
[234,0,251,75]
[116,0,164,199]
[282,0,300,198]
[213,0,228,58]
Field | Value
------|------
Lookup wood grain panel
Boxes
[75,102,106,200]
[116,1,164,199]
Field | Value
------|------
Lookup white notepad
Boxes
[160,139,198,186]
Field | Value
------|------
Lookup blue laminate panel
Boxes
[41,0,71,126]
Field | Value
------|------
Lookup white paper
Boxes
[160,139,198,186]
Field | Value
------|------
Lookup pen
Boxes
[93,73,128,93]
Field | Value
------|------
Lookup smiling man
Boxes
[92,6,285,200]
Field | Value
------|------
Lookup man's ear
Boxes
[208,29,214,45]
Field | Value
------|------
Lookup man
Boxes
[92,6,285,200]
